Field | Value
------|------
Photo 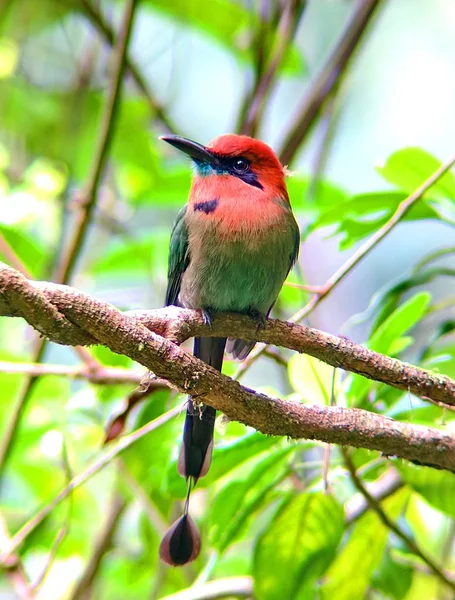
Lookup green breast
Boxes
[180,216,298,315]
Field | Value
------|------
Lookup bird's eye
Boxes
[232,158,250,174]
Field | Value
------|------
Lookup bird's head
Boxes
[161,133,289,200]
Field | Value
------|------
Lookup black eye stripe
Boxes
[211,154,264,190]
[238,171,264,190]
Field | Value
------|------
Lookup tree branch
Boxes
[1,264,453,409]
[78,0,176,133]
[0,361,169,442]
[31,440,73,592]
[238,0,306,137]
[0,263,454,473]
[104,375,170,443]
[279,0,383,165]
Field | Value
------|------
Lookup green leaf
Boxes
[91,233,167,277]
[287,176,348,214]
[90,345,132,368]
[279,44,307,76]
[121,409,181,516]
[388,336,414,355]
[4,0,72,37]
[308,192,394,230]
[306,191,441,249]
[376,147,455,200]
[165,431,280,498]
[143,0,248,50]
[253,492,344,600]
[372,548,413,599]
[0,224,46,277]
[347,292,431,405]
[322,489,408,600]
[398,463,455,517]
[0,80,72,164]
[368,292,431,355]
[370,267,455,334]
[209,444,299,553]
[421,340,455,379]
[288,354,333,404]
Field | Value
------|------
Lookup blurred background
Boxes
[0,0,454,598]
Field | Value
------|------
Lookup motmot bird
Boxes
[159,133,300,566]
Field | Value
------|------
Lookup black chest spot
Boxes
[194,199,219,214]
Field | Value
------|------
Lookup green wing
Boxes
[289,221,300,271]
[165,205,190,307]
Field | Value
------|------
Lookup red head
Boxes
[161,133,289,201]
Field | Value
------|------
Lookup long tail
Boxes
[159,337,226,566]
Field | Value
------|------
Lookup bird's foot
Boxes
[247,309,267,331]
[201,308,214,327]
[186,395,210,418]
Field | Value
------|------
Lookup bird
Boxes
[158,133,300,566]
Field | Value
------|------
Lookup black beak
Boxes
[160,135,220,168]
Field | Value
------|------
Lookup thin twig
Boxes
[439,520,455,600]
[235,149,455,378]
[236,0,269,131]
[0,88,105,395]
[343,450,455,591]
[0,210,46,593]
[105,374,172,443]
[0,360,147,384]
[292,150,455,322]
[393,552,455,583]
[344,468,403,523]
[279,0,383,164]
[31,440,74,592]
[306,90,341,204]
[0,235,47,484]
[262,347,289,368]
[322,368,337,492]
[414,245,455,271]
[0,512,33,599]
[0,338,47,475]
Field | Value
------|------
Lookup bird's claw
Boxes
[201,308,214,327]
[248,309,267,331]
